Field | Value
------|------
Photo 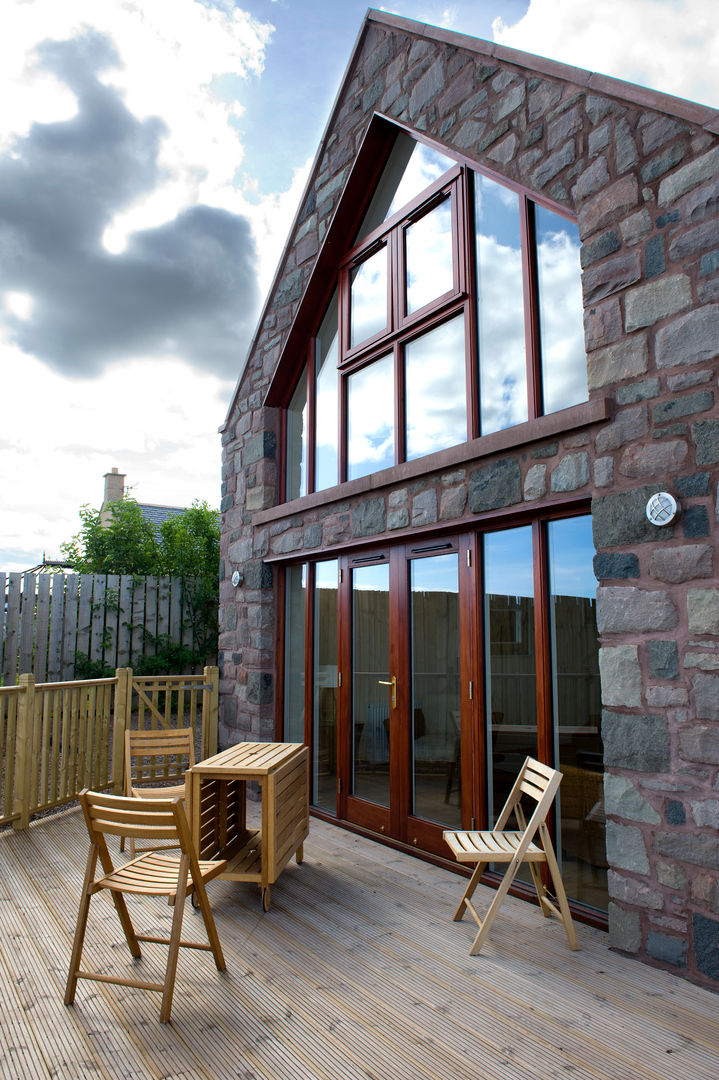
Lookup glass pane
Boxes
[484,528,536,841]
[352,563,390,807]
[411,554,461,828]
[357,133,455,241]
[286,367,308,500]
[405,197,453,314]
[548,516,606,912]
[405,316,466,460]
[313,560,338,812]
[350,246,387,347]
[347,353,394,480]
[474,172,527,435]
[535,205,587,415]
[284,564,306,744]
[315,292,339,492]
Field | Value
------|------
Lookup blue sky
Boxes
[0,0,716,572]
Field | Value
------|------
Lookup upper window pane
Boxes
[405,315,466,460]
[474,172,527,436]
[347,352,394,480]
[357,134,455,242]
[286,366,308,500]
[535,205,586,415]
[315,292,339,492]
[405,197,453,315]
[350,246,387,348]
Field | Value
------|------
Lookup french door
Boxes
[337,536,475,857]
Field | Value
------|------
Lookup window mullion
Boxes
[521,196,542,420]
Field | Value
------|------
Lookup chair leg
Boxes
[159,855,190,1023]
[452,860,488,922]
[191,876,226,972]
[540,827,579,951]
[65,846,99,1005]
[468,860,522,955]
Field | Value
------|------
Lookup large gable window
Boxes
[281,131,586,501]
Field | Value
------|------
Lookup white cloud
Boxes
[493,0,719,108]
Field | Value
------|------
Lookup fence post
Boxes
[14,674,35,829]
[203,666,219,759]
[112,667,132,793]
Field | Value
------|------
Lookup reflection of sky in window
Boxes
[535,206,587,415]
[411,553,459,595]
[474,172,527,435]
[405,316,466,459]
[347,353,394,480]
[484,526,534,598]
[357,135,455,242]
[315,292,339,491]
[547,515,597,599]
[406,197,453,313]
[353,562,389,592]
[350,246,387,347]
[286,367,308,499]
[316,559,338,590]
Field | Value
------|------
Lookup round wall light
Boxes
[646,492,679,527]
[231,569,244,587]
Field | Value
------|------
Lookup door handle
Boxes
[378,675,397,710]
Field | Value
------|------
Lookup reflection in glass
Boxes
[352,563,390,807]
[411,554,461,828]
[350,246,387,347]
[474,172,527,435]
[535,205,587,415]
[315,292,339,491]
[313,560,338,812]
[548,516,606,911]
[405,197,453,313]
[347,353,394,480]
[286,367,308,500]
[357,133,455,241]
[284,564,306,745]
[405,317,466,460]
[484,527,536,866]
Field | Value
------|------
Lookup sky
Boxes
[1,0,717,573]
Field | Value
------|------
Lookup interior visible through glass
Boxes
[284,563,306,744]
[313,560,338,812]
[352,562,391,807]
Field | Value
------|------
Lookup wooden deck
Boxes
[1,809,717,1080]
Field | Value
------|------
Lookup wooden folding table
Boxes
[185,741,309,910]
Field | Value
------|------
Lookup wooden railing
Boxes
[0,667,218,829]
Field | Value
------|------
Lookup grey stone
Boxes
[587,336,648,390]
[602,710,670,771]
[584,296,622,351]
[618,439,688,479]
[606,822,650,875]
[388,507,409,530]
[700,250,719,277]
[656,305,719,369]
[687,588,719,634]
[272,529,304,554]
[571,156,610,202]
[409,60,446,118]
[388,488,408,508]
[593,553,639,579]
[604,774,660,824]
[579,175,639,237]
[439,485,467,520]
[595,405,648,455]
[487,132,519,166]
[615,118,638,174]
[675,473,710,497]
[247,671,273,705]
[531,140,575,190]
[582,251,641,304]
[411,488,438,527]
[644,234,665,279]
[669,221,719,261]
[657,146,719,205]
[647,640,679,680]
[655,831,719,871]
[547,104,581,151]
[592,486,675,547]
[641,143,685,185]
[619,208,652,246]
[615,378,660,405]
[642,116,685,155]
[454,119,486,150]
[596,586,678,633]
[352,498,386,538]
[685,651,719,670]
[588,123,610,158]
[304,524,322,548]
[608,903,641,953]
[665,799,686,825]
[224,604,237,632]
[468,458,521,513]
[647,931,688,968]
[550,452,589,492]
[691,800,719,828]
[694,420,719,464]
[657,862,686,889]
[530,442,558,459]
[244,431,277,465]
[693,914,719,980]
[527,80,561,121]
[692,673,719,721]
[624,275,692,332]
[593,456,613,487]
[599,645,642,707]
[242,560,273,590]
[649,544,712,583]
[646,685,688,707]
[680,722,719,763]
[684,178,719,225]
[491,82,525,124]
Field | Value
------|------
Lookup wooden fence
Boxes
[0,666,218,830]
[0,572,201,685]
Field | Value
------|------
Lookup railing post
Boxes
[112,667,132,793]
[203,666,219,758]
[14,674,35,829]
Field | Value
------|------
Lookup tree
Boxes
[60,499,160,575]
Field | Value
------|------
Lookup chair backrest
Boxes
[80,788,193,852]
[125,728,195,792]
[495,756,563,834]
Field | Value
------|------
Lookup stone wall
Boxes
[219,13,719,987]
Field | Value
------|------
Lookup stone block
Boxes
[409,59,445,118]
[593,456,613,487]
[615,378,660,405]
[624,275,692,332]
[242,560,273,590]
[694,420,719,465]
[595,405,648,455]
[582,251,641,305]
[647,640,679,680]
[388,488,408,508]
[603,710,670,771]
[468,458,521,513]
[604,774,660,824]
[675,472,710,497]
[412,488,438,527]
[247,671,273,705]
[608,903,641,953]
[592,486,675,548]
[584,297,622,351]
[353,498,386,538]
[687,588,719,634]
[647,931,688,968]
[657,862,686,890]
[571,156,610,202]
[304,524,323,548]
[439,484,467,519]
[692,800,719,828]
[579,174,639,237]
[606,823,650,875]
[619,208,652,246]
[685,651,719,671]
[272,529,304,554]
[491,82,525,124]
[656,305,719,369]
[646,685,689,707]
[654,830,719,870]
[691,673,719,721]
[665,799,686,825]
[580,229,621,269]
[649,544,712,584]
[641,143,685,185]
[599,645,642,707]
[586,336,648,390]
[618,439,688,479]
[693,913,719,980]
[594,553,639,579]
[550,452,589,492]
[530,140,575,190]
[645,234,665,279]
[669,221,719,261]
[596,586,678,634]
[679,723,719,764]
[657,146,719,205]
[388,507,410,530]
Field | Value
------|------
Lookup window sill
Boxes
[253,397,611,527]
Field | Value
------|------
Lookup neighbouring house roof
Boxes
[136,503,187,534]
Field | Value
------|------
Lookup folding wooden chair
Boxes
[443,757,578,955]
[65,789,227,1023]
[123,728,195,856]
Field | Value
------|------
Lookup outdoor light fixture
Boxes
[231,569,244,587]
[646,492,679,526]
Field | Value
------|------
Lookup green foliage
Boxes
[60,499,159,575]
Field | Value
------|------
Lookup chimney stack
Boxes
[101,468,126,523]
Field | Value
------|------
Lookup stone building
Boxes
[219,10,719,988]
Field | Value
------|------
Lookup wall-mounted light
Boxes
[231,569,244,587]
[646,492,679,527]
